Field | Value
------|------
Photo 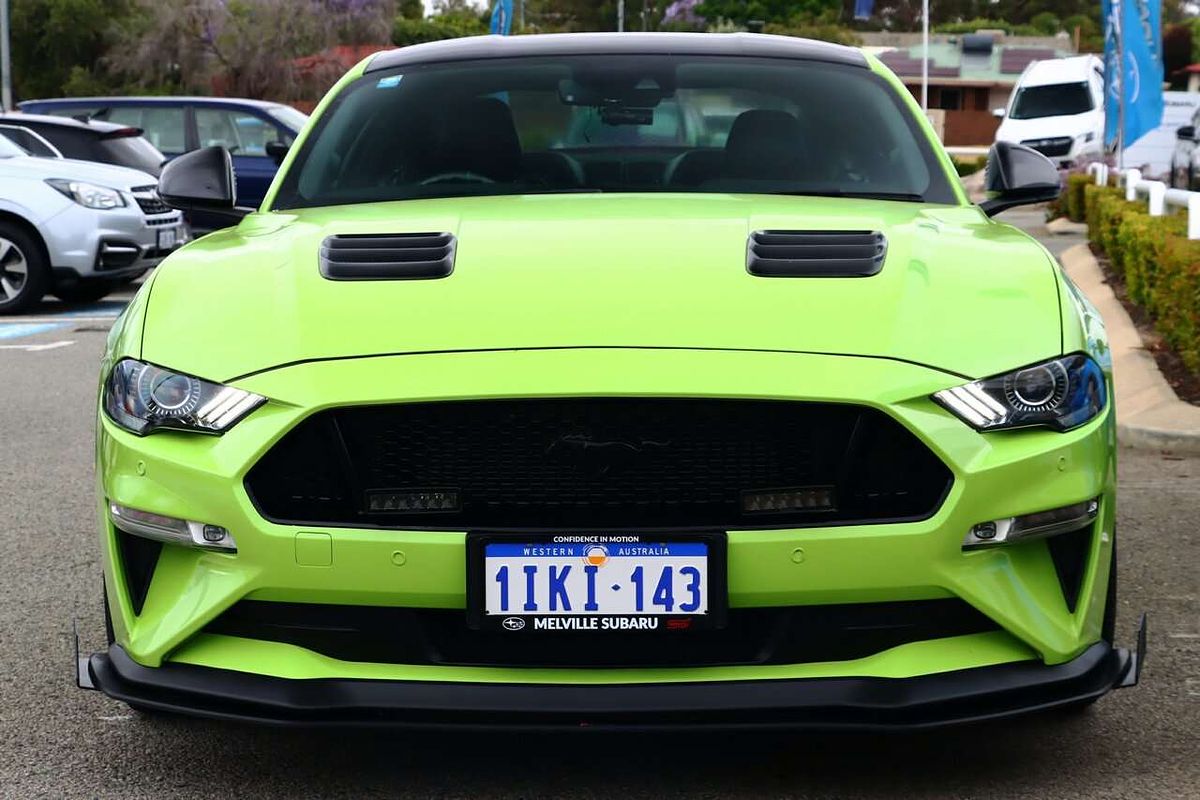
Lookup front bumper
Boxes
[92,348,1126,722]
[81,632,1143,730]
[45,202,185,280]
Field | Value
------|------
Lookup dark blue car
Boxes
[18,96,308,228]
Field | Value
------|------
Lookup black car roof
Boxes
[0,112,127,134]
[366,32,866,73]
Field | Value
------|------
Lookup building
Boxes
[861,32,1077,146]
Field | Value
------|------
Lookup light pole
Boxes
[0,0,12,112]
[618,0,625,32]
[921,0,929,111]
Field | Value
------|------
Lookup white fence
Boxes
[1085,162,1200,240]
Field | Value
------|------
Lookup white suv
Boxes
[0,134,185,313]
[994,55,1105,169]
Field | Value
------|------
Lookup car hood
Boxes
[141,194,1063,383]
[996,112,1099,143]
[0,154,157,188]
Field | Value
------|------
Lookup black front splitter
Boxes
[80,618,1146,731]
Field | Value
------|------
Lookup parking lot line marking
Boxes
[0,340,74,351]
[0,322,69,340]
[56,308,123,318]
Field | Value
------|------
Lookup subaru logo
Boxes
[502,617,525,631]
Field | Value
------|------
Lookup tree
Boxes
[697,0,840,26]
[105,0,394,99]
[397,0,424,17]
[9,0,134,100]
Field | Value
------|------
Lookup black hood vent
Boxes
[319,233,455,281]
[747,230,886,277]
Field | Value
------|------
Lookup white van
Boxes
[995,55,1105,168]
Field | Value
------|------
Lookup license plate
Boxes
[157,228,177,250]
[467,533,726,632]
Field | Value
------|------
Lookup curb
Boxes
[1046,217,1088,236]
[1058,243,1200,454]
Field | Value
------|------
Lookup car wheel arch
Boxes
[0,209,52,268]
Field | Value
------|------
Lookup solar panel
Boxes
[999,48,1056,74]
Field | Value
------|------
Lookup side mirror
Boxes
[992,107,1006,119]
[979,141,1061,217]
[265,140,289,166]
[1177,125,1196,141]
[158,146,249,219]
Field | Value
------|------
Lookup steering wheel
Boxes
[419,171,496,186]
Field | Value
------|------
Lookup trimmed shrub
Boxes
[1082,184,1200,374]
[951,155,986,177]
[1065,173,1090,222]
[1153,237,1200,372]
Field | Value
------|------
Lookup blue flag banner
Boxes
[853,0,875,21]
[490,0,513,36]
[1103,0,1164,148]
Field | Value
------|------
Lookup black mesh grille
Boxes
[747,230,886,277]
[1047,524,1095,613]
[1021,137,1073,158]
[244,398,952,530]
[115,530,161,616]
[131,187,172,215]
[204,599,998,669]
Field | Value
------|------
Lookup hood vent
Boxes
[319,233,455,281]
[747,230,887,278]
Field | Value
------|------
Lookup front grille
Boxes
[131,186,172,215]
[204,599,998,668]
[1021,137,1072,158]
[245,398,952,530]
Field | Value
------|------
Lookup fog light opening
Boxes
[109,502,237,552]
[963,498,1099,551]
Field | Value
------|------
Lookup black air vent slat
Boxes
[754,244,881,259]
[747,230,886,278]
[324,247,450,263]
[320,233,455,280]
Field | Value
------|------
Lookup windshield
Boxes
[1010,82,1093,119]
[267,104,310,134]
[98,134,165,175]
[0,135,28,157]
[273,55,956,209]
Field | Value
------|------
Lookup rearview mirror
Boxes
[978,141,1060,217]
[1177,125,1196,141]
[158,146,249,219]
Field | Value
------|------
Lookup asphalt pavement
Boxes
[0,273,1197,799]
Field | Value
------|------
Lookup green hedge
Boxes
[1083,184,1200,372]
[951,155,986,177]
[1065,173,1090,222]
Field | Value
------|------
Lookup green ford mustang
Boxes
[81,32,1145,728]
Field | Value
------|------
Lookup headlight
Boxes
[933,354,1107,432]
[45,178,126,209]
[103,359,265,435]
